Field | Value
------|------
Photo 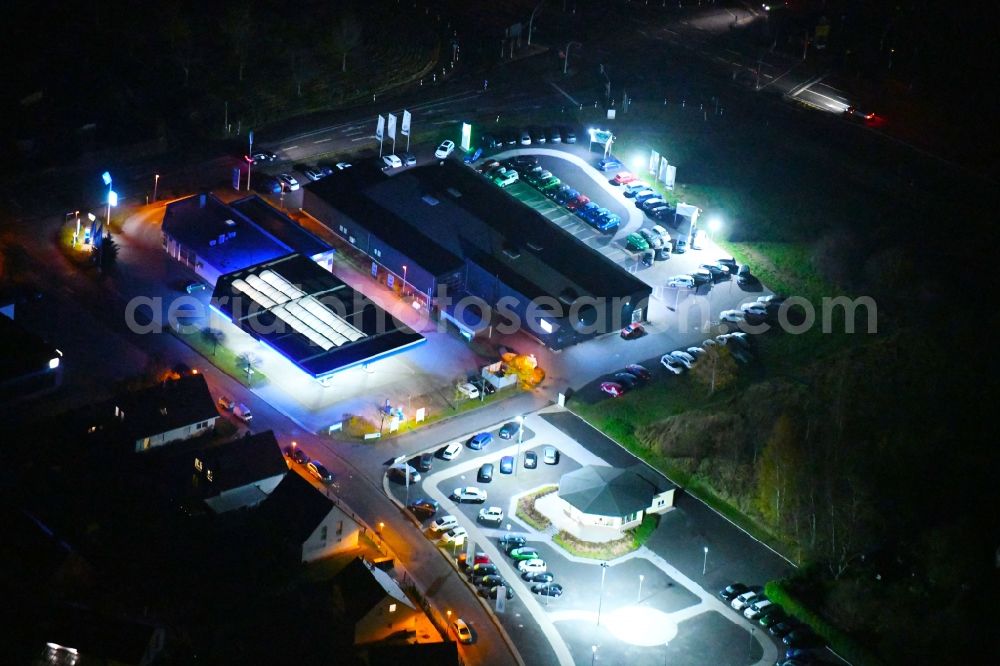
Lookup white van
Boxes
[456,383,480,400]
[233,403,253,422]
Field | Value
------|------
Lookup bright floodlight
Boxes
[101,171,112,186]
[516,415,524,423]
[708,217,721,232]
[108,190,118,207]
[633,156,645,171]
[49,357,60,370]
[603,606,678,646]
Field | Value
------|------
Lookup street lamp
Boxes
[101,171,114,239]
[563,41,582,74]
[153,173,160,203]
[703,546,709,575]
[378,521,384,535]
[708,216,722,241]
[402,264,408,297]
[638,574,644,603]
[596,562,609,626]
[591,645,598,666]
[515,415,524,477]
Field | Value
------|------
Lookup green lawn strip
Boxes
[766,581,887,666]
[171,329,268,388]
[515,485,557,530]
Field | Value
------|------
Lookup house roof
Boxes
[162,193,294,276]
[260,472,336,544]
[40,603,161,665]
[115,373,218,442]
[336,558,414,624]
[193,430,288,495]
[558,465,669,518]
[363,641,460,666]
[211,253,425,379]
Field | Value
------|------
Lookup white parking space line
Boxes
[283,145,299,150]
[313,138,332,144]
[351,136,371,142]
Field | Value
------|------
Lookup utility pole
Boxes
[528,2,544,45]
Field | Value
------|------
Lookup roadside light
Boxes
[446,610,452,620]
[291,441,297,449]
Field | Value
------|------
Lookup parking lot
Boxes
[385,409,786,666]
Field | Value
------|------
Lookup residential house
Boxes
[261,472,360,562]
[112,373,219,452]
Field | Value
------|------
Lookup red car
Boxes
[600,382,625,398]
[613,171,638,185]
[566,194,591,211]
[457,551,490,569]
[620,323,645,340]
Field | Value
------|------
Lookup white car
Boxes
[731,591,758,611]
[382,154,403,169]
[686,346,706,359]
[278,173,300,191]
[335,162,352,170]
[651,225,671,242]
[703,338,718,348]
[452,618,473,644]
[456,382,480,399]
[517,558,547,573]
[667,275,695,289]
[441,442,462,460]
[719,310,745,324]
[441,526,468,546]
[744,598,775,620]
[718,332,751,349]
[660,354,685,375]
[303,167,324,181]
[434,140,455,159]
[670,351,696,369]
[740,302,768,316]
[430,515,458,533]
[451,486,488,503]
[478,506,504,524]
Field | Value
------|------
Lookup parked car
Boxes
[430,515,458,533]
[720,310,745,324]
[700,263,727,281]
[217,396,235,411]
[783,629,823,649]
[492,167,519,187]
[562,127,577,143]
[667,275,696,289]
[529,126,546,144]
[719,583,749,602]
[517,558,547,573]
[612,171,638,185]
[660,354,685,375]
[402,153,417,166]
[233,403,253,422]
[483,585,514,600]
[478,506,504,524]
[475,574,506,589]
[731,591,759,611]
[538,176,563,192]
[407,498,439,519]
[686,346,706,360]
[500,456,514,474]
[463,147,483,164]
[451,487,488,503]
[670,350,697,369]
[513,155,539,169]
[307,461,335,484]
[690,268,712,285]
[498,421,522,440]
[509,547,541,561]
[624,364,652,381]
[302,167,324,181]
[612,372,639,389]
[441,442,462,460]
[737,264,758,287]
[546,127,562,143]
[673,238,688,253]
[249,150,277,164]
[524,451,538,468]
[467,432,493,450]
[417,452,434,472]
[620,322,645,340]
[387,464,420,484]
[639,198,668,213]
[435,140,455,159]
[523,571,555,583]
[599,157,624,171]
[623,182,648,197]
[441,526,468,546]
[452,619,473,644]
[457,550,490,569]
[531,583,563,597]
[499,534,527,550]
[478,160,500,175]
[382,154,403,169]
[278,173,300,191]
[469,563,500,578]
[625,233,650,252]
[760,610,787,629]
[482,133,500,149]
[600,381,625,398]
[718,257,739,273]
[769,620,800,638]
[284,446,309,465]
[744,598,778,620]
[520,130,532,145]
[566,194,591,210]
[741,302,768,317]
[477,463,494,483]
[639,228,664,249]
[554,188,580,205]
[542,446,559,465]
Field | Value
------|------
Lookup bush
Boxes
[515,485,557,530]
[766,580,886,666]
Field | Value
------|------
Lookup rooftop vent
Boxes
[421,194,439,206]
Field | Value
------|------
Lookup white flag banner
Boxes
[649,150,660,176]
[658,156,668,183]
[401,110,411,136]
[387,113,397,140]
[665,164,677,190]
[375,115,385,141]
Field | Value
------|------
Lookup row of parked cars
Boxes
[661,331,753,375]
[665,257,745,290]
[281,443,335,485]
[600,363,652,398]
[720,582,825,665]
[719,294,787,327]
[480,126,577,150]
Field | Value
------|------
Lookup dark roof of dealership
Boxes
[162,193,331,275]
[211,253,424,379]
[306,161,650,302]
[558,464,674,517]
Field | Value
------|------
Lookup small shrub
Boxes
[515,485,557,530]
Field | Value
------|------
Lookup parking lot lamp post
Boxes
[563,41,582,74]
[591,645,597,666]
[402,265,408,297]
[638,574,644,603]
[748,627,755,663]
[703,546,709,575]
[596,562,609,625]
[153,173,160,203]
[515,415,524,476]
